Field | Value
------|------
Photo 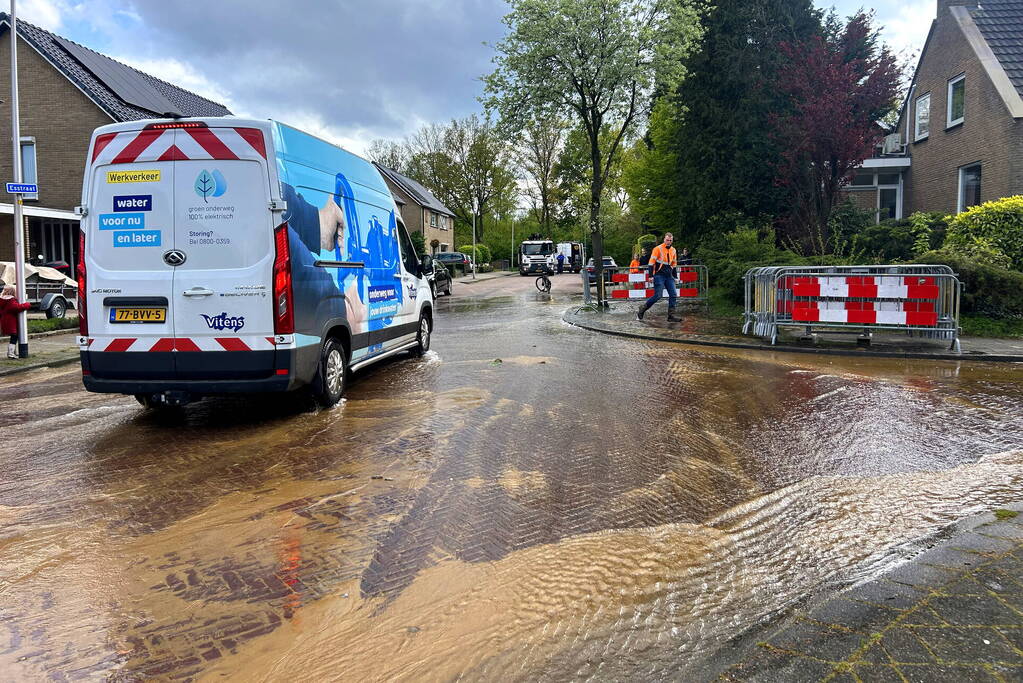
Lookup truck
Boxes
[518,239,555,275]
[555,242,583,273]
[77,117,434,408]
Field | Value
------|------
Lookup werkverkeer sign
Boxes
[6,182,38,194]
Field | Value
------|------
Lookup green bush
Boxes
[945,195,1023,270]
[27,316,79,333]
[477,264,494,273]
[914,249,1023,319]
[700,226,806,303]
[850,220,916,261]
[410,230,426,256]
[458,244,492,265]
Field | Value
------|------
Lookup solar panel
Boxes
[55,36,183,117]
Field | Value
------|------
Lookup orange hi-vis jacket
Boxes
[649,243,677,275]
[629,258,642,273]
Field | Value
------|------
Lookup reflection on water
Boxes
[1,291,1022,680]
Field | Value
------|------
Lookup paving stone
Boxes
[807,598,904,636]
[879,628,936,664]
[857,641,892,666]
[913,626,1022,665]
[928,594,1023,627]
[843,580,927,610]
[895,663,1001,682]
[969,567,1023,595]
[901,606,949,627]
[884,562,961,590]
[914,546,986,571]
[766,621,866,662]
[851,664,906,682]
[975,524,1023,541]
[995,627,1023,654]
[949,533,1020,556]
[721,647,835,682]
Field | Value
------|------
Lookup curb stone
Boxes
[0,352,79,377]
[563,306,1023,363]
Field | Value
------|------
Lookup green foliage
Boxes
[631,0,822,240]
[27,317,78,333]
[914,250,1023,319]
[946,195,1023,270]
[477,264,495,273]
[699,223,807,303]
[849,220,916,261]
[908,211,947,254]
[823,200,874,257]
[409,230,426,257]
[458,244,492,265]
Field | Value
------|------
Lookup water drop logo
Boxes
[194,169,228,203]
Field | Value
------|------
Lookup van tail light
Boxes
[272,223,295,335]
[77,231,88,336]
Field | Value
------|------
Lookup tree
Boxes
[484,0,705,299]
[630,0,821,241]
[367,138,410,173]
[405,115,518,241]
[519,115,568,231]
[772,11,901,247]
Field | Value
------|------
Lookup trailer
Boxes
[0,262,78,318]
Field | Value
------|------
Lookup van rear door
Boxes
[86,131,176,377]
[167,125,276,379]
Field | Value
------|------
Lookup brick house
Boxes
[846,0,1023,222]
[0,14,230,270]
[374,163,456,253]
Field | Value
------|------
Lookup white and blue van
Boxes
[76,118,435,407]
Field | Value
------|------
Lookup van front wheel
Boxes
[314,338,347,407]
[412,314,431,357]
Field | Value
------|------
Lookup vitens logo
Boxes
[200,312,245,332]
[194,169,227,203]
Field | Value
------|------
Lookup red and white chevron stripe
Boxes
[87,336,278,352]
[91,126,267,166]
[782,275,939,300]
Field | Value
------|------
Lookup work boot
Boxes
[7,343,16,359]
[636,306,646,321]
[667,310,682,322]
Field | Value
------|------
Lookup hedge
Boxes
[945,195,1023,270]
[914,250,1023,319]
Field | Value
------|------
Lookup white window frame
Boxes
[947,74,965,128]
[957,163,982,213]
[430,211,437,227]
[19,136,38,201]
[876,179,902,223]
[914,92,930,141]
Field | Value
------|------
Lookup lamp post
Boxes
[471,198,477,281]
[9,0,28,358]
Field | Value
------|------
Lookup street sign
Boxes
[6,182,37,194]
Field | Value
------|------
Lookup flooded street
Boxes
[2,275,1022,681]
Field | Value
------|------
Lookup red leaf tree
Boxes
[772,12,902,248]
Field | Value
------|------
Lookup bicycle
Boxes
[535,268,552,293]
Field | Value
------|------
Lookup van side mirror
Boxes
[420,254,433,276]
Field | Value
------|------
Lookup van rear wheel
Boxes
[314,338,347,407]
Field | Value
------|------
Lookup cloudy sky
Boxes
[17,0,935,155]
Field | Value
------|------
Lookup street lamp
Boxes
[9,0,28,358]
[471,198,477,281]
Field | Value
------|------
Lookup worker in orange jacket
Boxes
[637,233,681,322]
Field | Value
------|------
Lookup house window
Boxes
[958,164,982,213]
[947,74,965,127]
[430,212,437,227]
[878,188,899,221]
[20,137,38,201]
[914,93,930,140]
[850,172,874,186]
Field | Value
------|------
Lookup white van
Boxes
[76,118,435,407]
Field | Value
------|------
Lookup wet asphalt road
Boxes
[2,272,1023,681]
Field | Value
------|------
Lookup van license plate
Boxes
[109,308,166,323]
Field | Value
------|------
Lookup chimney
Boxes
[937,1,979,17]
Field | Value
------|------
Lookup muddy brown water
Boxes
[1,282,1022,680]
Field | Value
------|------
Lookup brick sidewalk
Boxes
[718,506,1023,682]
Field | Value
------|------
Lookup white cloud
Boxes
[876,0,934,61]
[15,0,64,30]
